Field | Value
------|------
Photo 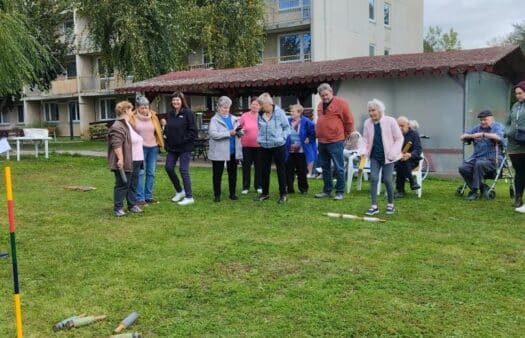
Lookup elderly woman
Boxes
[507,81,525,212]
[285,103,316,194]
[130,96,164,205]
[108,100,144,216]
[361,99,403,215]
[163,91,197,206]
[255,93,291,203]
[208,96,243,202]
[239,97,262,194]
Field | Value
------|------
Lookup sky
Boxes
[424,0,524,49]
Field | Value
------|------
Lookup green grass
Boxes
[0,155,524,337]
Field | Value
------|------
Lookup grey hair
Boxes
[409,120,419,130]
[217,96,232,108]
[317,83,333,94]
[257,92,274,105]
[367,99,386,115]
[397,116,409,124]
[136,95,150,107]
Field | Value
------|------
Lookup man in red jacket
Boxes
[314,83,354,200]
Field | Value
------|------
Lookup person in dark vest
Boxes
[394,116,422,198]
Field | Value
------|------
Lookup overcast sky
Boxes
[424,0,524,49]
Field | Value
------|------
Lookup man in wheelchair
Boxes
[459,110,505,200]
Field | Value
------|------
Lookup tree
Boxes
[488,20,525,51]
[424,25,461,52]
[0,0,55,96]
[76,0,265,81]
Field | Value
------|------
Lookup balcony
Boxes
[23,78,78,98]
[265,4,311,32]
[79,76,134,94]
[262,53,311,64]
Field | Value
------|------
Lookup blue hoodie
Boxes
[257,105,291,148]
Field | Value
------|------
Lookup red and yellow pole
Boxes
[5,167,23,338]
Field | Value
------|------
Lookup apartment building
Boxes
[3,0,423,138]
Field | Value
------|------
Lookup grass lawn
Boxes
[0,155,524,337]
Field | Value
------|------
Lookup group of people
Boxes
[107,81,525,216]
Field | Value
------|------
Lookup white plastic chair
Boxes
[346,155,381,196]
[411,154,424,198]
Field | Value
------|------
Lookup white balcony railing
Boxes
[262,53,311,65]
[265,4,311,30]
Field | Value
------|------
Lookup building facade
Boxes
[2,0,423,138]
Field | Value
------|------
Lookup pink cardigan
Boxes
[361,116,404,164]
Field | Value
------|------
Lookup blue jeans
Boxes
[114,161,141,210]
[136,146,159,201]
[318,141,345,194]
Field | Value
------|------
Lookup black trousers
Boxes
[286,152,308,193]
[113,161,141,210]
[260,145,287,197]
[458,159,496,191]
[395,159,419,192]
[212,154,237,197]
[510,153,525,199]
[242,147,261,191]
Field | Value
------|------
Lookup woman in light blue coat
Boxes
[208,96,243,202]
[255,92,291,204]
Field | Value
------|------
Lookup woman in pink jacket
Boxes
[361,99,403,215]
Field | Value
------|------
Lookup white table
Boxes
[7,136,52,161]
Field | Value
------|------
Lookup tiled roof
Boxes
[115,46,524,94]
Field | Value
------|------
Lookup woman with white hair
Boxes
[208,96,243,202]
[361,99,403,215]
[255,92,291,204]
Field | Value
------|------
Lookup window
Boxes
[68,101,80,122]
[369,44,375,56]
[63,19,74,36]
[384,49,390,56]
[44,103,60,122]
[279,0,300,10]
[17,105,24,123]
[369,0,375,21]
[0,111,8,125]
[98,59,114,78]
[279,32,311,63]
[384,3,391,26]
[99,98,116,120]
[66,60,77,78]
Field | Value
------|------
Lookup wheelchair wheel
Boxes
[455,186,464,196]
[488,190,496,199]
[510,185,515,198]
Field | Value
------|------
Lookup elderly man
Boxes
[459,110,505,200]
[314,83,354,200]
[394,116,422,198]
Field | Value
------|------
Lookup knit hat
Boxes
[515,81,525,92]
[136,96,150,107]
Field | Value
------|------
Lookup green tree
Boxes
[76,0,265,81]
[498,21,525,51]
[424,25,461,52]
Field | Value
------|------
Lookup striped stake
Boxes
[5,166,23,338]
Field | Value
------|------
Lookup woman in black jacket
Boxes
[162,91,197,205]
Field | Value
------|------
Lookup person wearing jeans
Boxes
[506,81,525,212]
[107,100,144,216]
[254,93,290,204]
[162,91,196,206]
[208,96,243,202]
[361,99,404,215]
[130,96,164,205]
[314,83,354,200]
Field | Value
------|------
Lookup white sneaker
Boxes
[516,204,525,213]
[178,197,194,206]
[171,191,185,202]
[257,188,263,194]
[241,189,249,194]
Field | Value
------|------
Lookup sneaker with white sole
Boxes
[256,188,263,194]
[178,197,194,206]
[314,192,331,198]
[334,193,344,200]
[365,206,379,216]
[171,190,185,202]
[516,204,525,213]
[241,189,249,194]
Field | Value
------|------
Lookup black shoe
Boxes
[410,183,420,190]
[229,195,238,200]
[214,196,221,202]
[465,191,479,201]
[287,189,295,194]
[299,190,308,195]
[277,195,288,204]
[513,197,523,208]
[254,194,269,202]
[394,191,405,199]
